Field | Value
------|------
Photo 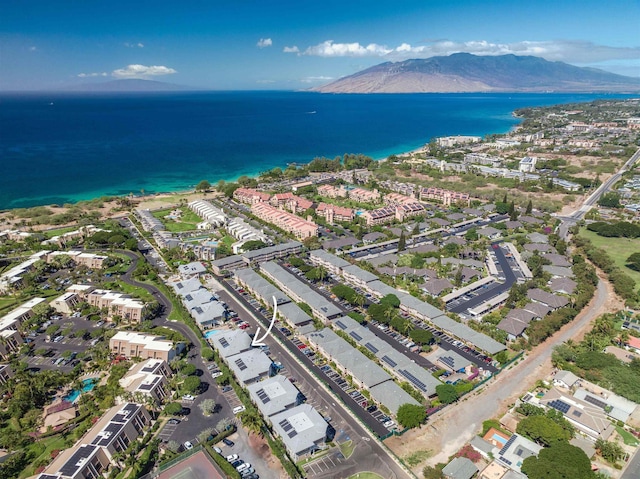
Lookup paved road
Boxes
[621,445,640,479]
[448,243,516,315]
[397,277,609,466]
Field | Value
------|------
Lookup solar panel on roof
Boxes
[336,320,347,330]
[288,430,298,438]
[350,331,362,341]
[499,435,517,455]
[583,394,608,410]
[399,369,428,392]
[548,399,571,414]
[365,343,378,354]
[219,338,229,348]
[572,410,582,418]
[382,355,397,367]
[235,358,247,371]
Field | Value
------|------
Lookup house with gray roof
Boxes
[211,255,246,275]
[423,278,453,296]
[227,349,274,385]
[209,330,252,359]
[182,288,217,310]
[363,232,386,244]
[368,381,420,416]
[433,349,472,373]
[191,301,226,329]
[505,309,537,324]
[270,404,328,460]
[321,237,361,251]
[478,226,501,239]
[553,370,581,389]
[442,457,478,479]
[543,253,571,268]
[497,316,529,341]
[277,302,314,328]
[527,288,569,310]
[497,434,542,472]
[247,375,303,417]
[170,277,204,298]
[549,277,577,295]
[522,302,551,319]
[523,243,556,253]
[177,261,207,278]
[527,232,548,244]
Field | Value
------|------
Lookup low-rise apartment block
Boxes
[210,241,303,275]
[188,200,228,227]
[383,192,416,206]
[348,187,381,204]
[50,292,81,315]
[233,187,271,205]
[270,404,329,461]
[110,331,183,362]
[315,203,355,224]
[119,359,172,403]
[38,403,151,479]
[46,251,108,269]
[86,289,146,322]
[252,202,318,239]
[247,374,304,417]
[317,184,348,198]
[270,192,314,214]
[419,187,470,206]
[0,364,13,385]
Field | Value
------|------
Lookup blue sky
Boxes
[1,0,639,90]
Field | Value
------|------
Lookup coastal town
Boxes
[1,98,640,479]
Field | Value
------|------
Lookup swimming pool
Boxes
[204,330,219,339]
[64,378,98,403]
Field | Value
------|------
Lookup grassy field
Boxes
[152,207,202,232]
[339,440,356,459]
[19,435,68,478]
[41,226,80,239]
[579,228,640,290]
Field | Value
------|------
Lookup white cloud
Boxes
[111,64,177,78]
[77,72,108,78]
[298,39,640,65]
[303,40,391,57]
[300,76,334,83]
[283,45,299,53]
[257,38,273,49]
[29,46,37,52]
[124,42,145,48]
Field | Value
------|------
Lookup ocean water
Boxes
[0,91,630,209]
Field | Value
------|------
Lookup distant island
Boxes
[313,53,640,94]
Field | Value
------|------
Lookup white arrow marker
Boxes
[251,295,278,347]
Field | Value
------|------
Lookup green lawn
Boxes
[580,228,640,290]
[104,280,154,302]
[339,440,356,459]
[616,425,639,447]
[41,226,80,239]
[19,435,68,478]
[0,297,19,314]
[152,207,202,232]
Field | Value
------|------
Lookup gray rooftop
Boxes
[247,374,301,417]
[227,349,273,385]
[310,249,351,270]
[242,241,302,262]
[277,302,313,327]
[442,457,478,479]
[210,330,253,359]
[368,380,420,416]
[270,404,328,456]
[343,264,379,283]
[234,268,291,306]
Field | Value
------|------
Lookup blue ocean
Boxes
[0,91,630,209]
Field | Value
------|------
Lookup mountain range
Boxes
[313,53,640,93]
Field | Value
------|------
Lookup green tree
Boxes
[516,415,571,446]
[182,376,201,394]
[521,441,595,479]
[526,200,533,214]
[397,403,427,429]
[409,328,433,345]
[595,438,625,464]
[379,294,401,309]
[436,384,458,404]
[398,231,406,251]
[164,402,183,416]
[598,192,621,208]
[198,399,217,417]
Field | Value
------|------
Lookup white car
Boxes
[182,394,195,401]
[183,441,193,450]
[211,371,223,378]
[237,463,251,472]
[226,454,239,462]
[233,405,246,415]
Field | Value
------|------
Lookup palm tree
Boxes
[240,408,263,436]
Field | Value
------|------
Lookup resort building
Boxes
[269,192,313,214]
[0,330,22,360]
[46,251,108,269]
[233,187,271,205]
[252,202,318,239]
[0,364,13,385]
[436,135,481,147]
[109,331,183,362]
[348,187,381,204]
[50,292,81,315]
[315,203,355,224]
[210,241,303,275]
[0,297,47,331]
[419,187,470,206]
[38,403,151,479]
[188,199,227,227]
[209,329,253,360]
[226,349,274,385]
[0,252,48,292]
[119,359,172,403]
[519,156,537,173]
[360,206,396,226]
[317,184,348,198]
[383,192,416,206]
[86,289,146,323]
[41,225,107,248]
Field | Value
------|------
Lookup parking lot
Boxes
[302,451,345,476]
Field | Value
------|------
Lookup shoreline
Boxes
[2,92,625,213]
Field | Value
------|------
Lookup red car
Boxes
[297,344,307,350]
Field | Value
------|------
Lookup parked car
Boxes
[167,419,180,425]
[222,385,233,393]
[182,394,195,401]
[233,405,246,415]
[184,441,193,450]
[222,438,234,447]
[226,454,239,462]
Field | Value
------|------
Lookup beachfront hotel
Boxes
[315,203,355,224]
[251,202,318,239]
[233,187,271,205]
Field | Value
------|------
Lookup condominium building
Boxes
[188,200,228,227]
[269,193,313,214]
[0,364,13,385]
[315,203,355,224]
[252,203,318,239]
[317,184,348,198]
[46,251,108,269]
[119,359,172,403]
[50,292,81,315]
[0,330,22,359]
[233,187,271,205]
[348,187,380,204]
[383,192,416,206]
[110,331,183,362]
[38,403,151,479]
[419,187,470,206]
[86,289,146,322]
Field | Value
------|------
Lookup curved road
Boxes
[390,277,609,467]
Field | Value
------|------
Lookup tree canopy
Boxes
[195,180,211,191]
[436,384,458,404]
[516,415,572,446]
[396,403,427,429]
[521,441,595,479]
